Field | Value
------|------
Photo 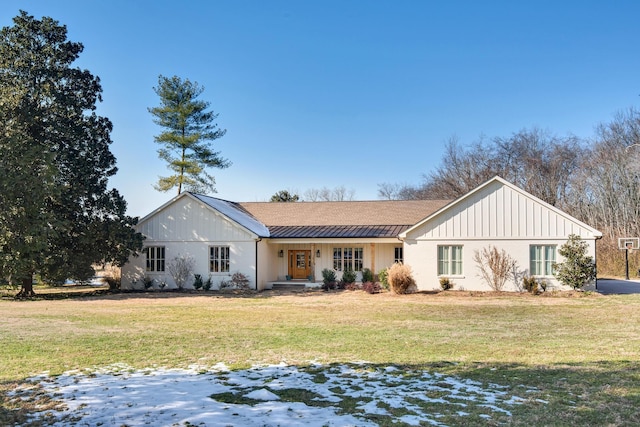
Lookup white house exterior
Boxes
[399,176,602,291]
[121,177,602,292]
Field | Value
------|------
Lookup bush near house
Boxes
[220,272,251,290]
[362,281,381,294]
[321,268,337,291]
[341,269,357,287]
[378,268,389,290]
[439,277,454,291]
[554,234,597,290]
[387,263,417,294]
[193,274,204,290]
[473,246,518,291]
[522,276,547,294]
[167,255,195,290]
[203,275,213,291]
[102,265,121,291]
[361,268,374,283]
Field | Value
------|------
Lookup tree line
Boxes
[377,113,640,276]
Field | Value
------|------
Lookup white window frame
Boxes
[145,246,165,272]
[332,247,364,272]
[438,245,463,276]
[530,245,556,276]
[210,245,230,273]
[333,247,342,271]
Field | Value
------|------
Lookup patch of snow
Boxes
[15,362,537,427]
[244,388,280,401]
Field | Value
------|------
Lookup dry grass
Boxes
[387,262,417,294]
[1,286,640,425]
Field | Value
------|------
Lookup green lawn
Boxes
[1,287,639,425]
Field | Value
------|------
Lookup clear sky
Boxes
[2,1,639,218]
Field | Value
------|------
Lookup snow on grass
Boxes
[16,362,529,426]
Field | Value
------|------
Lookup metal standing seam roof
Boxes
[267,224,412,238]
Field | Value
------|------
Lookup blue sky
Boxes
[2,1,639,217]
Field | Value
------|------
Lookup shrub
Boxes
[362,281,381,294]
[321,268,337,290]
[102,265,121,291]
[553,234,597,290]
[387,263,417,294]
[473,246,518,291]
[203,275,213,291]
[343,281,360,291]
[193,274,204,290]
[342,269,357,285]
[378,268,389,290]
[522,276,539,294]
[439,276,454,291]
[221,272,251,290]
[167,255,195,290]
[361,268,374,283]
[142,276,154,290]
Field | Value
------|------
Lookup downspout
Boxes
[255,238,261,291]
[595,234,602,290]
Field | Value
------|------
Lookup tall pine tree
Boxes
[149,75,229,195]
[0,11,143,297]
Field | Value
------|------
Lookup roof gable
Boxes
[191,194,270,237]
[400,176,602,240]
[138,192,270,239]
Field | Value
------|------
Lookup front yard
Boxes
[1,287,639,425]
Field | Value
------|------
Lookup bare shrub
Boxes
[102,264,121,290]
[387,263,417,294]
[220,272,251,290]
[361,281,381,294]
[167,255,195,290]
[473,246,518,291]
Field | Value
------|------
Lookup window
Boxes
[145,246,165,272]
[394,247,403,263]
[354,248,363,271]
[530,245,556,276]
[210,246,230,273]
[333,247,364,271]
[333,247,342,271]
[438,245,463,275]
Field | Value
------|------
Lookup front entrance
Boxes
[288,250,311,279]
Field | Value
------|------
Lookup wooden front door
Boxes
[288,250,311,279]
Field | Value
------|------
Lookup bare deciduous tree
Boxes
[167,255,195,290]
[473,246,518,291]
[304,186,355,201]
[392,129,586,205]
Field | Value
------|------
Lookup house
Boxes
[121,176,602,292]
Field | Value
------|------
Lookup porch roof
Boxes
[267,224,411,238]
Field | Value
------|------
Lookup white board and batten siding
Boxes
[401,177,602,292]
[121,193,260,290]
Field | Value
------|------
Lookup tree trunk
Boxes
[16,275,35,298]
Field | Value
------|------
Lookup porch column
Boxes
[370,243,376,274]
[311,243,316,280]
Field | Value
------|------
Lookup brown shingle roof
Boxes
[239,200,451,227]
